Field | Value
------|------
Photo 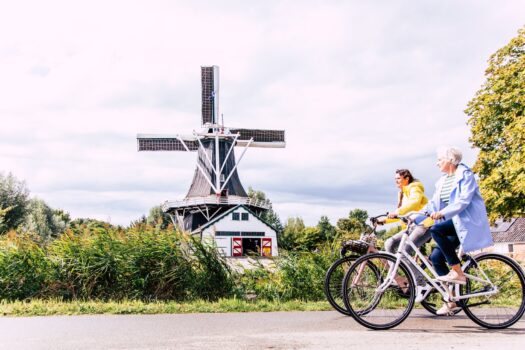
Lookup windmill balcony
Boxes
[162,195,271,212]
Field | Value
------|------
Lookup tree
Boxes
[0,206,10,230]
[295,226,322,251]
[279,217,305,251]
[317,215,336,242]
[336,208,369,239]
[146,205,173,230]
[466,27,525,221]
[19,198,70,240]
[247,187,283,232]
[0,172,30,234]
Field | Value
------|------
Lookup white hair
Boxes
[437,146,462,165]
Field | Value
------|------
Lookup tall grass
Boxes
[0,226,342,303]
[237,245,339,301]
[0,233,50,300]
[0,226,237,301]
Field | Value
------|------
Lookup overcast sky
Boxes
[0,0,524,226]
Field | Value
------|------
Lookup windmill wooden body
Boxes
[137,66,285,257]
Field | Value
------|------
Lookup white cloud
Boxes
[0,0,524,226]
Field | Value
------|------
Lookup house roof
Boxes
[491,218,525,243]
[194,204,278,233]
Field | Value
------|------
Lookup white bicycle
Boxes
[342,212,525,330]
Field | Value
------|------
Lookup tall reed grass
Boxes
[0,226,237,301]
[0,227,341,302]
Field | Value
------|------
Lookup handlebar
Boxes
[398,211,431,226]
[369,213,388,225]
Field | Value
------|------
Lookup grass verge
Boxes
[0,299,332,317]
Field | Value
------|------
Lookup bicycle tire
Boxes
[324,255,359,316]
[461,253,525,329]
[342,253,416,330]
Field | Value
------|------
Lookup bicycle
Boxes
[341,212,525,330]
[324,214,450,316]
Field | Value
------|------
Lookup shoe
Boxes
[437,271,466,285]
[436,302,461,316]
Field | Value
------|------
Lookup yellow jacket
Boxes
[386,181,433,226]
[397,181,428,215]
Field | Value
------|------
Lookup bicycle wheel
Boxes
[342,253,416,330]
[324,255,358,316]
[461,253,525,329]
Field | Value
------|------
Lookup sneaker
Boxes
[436,302,461,316]
[437,271,466,285]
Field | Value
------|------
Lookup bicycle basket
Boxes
[359,232,377,246]
[342,240,370,255]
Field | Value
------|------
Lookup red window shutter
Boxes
[262,238,272,257]
[232,237,243,257]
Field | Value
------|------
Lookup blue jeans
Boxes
[429,219,460,276]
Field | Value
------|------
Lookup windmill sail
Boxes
[137,135,199,151]
[230,128,286,148]
[201,66,219,125]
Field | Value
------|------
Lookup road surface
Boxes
[0,310,523,349]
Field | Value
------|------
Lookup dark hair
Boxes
[395,169,415,209]
[395,169,415,184]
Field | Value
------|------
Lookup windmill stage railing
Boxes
[162,195,271,211]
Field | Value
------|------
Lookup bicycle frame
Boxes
[376,226,498,303]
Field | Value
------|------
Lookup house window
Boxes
[241,232,265,237]
[508,244,514,253]
[232,213,240,221]
[216,231,240,236]
[241,213,249,221]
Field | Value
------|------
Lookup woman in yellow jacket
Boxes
[378,169,430,285]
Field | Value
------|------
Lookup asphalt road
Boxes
[0,310,524,350]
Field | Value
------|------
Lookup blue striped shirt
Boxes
[440,175,455,204]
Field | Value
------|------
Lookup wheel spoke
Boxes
[461,254,525,329]
[342,253,415,330]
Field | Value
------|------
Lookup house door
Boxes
[242,238,261,256]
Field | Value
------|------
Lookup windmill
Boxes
[137,66,285,237]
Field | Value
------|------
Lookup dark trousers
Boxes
[429,219,460,276]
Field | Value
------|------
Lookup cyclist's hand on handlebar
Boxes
[430,211,444,220]
[375,217,386,225]
[387,212,398,219]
